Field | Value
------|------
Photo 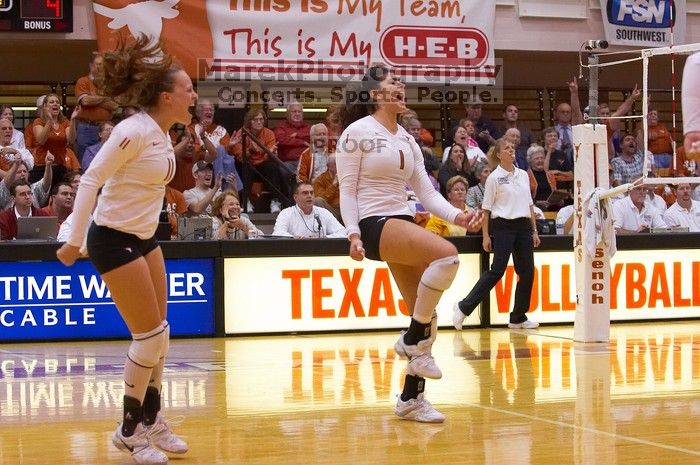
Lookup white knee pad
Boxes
[128,324,166,368]
[161,320,170,358]
[421,255,460,291]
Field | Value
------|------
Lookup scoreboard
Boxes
[0,0,73,32]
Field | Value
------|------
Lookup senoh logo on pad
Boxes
[606,0,676,28]
[379,26,489,68]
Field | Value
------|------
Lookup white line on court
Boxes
[461,401,700,457]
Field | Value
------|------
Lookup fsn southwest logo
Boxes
[606,0,677,29]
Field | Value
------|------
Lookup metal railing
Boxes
[239,126,294,211]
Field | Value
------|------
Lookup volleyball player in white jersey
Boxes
[56,37,195,465]
[683,52,700,160]
[336,65,479,423]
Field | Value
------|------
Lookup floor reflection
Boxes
[2,324,700,463]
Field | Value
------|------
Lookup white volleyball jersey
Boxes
[336,116,461,237]
[67,112,175,247]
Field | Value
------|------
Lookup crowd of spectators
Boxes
[1,54,698,241]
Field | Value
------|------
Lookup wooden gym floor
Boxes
[1,322,700,464]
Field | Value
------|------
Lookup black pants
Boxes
[240,159,282,212]
[459,217,535,324]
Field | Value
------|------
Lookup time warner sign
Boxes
[0,259,215,340]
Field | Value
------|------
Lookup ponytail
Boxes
[339,64,391,129]
[97,35,181,109]
[486,138,507,169]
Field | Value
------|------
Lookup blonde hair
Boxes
[41,93,68,124]
[97,35,180,108]
[446,175,469,193]
[486,138,508,168]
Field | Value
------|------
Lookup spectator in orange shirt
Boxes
[38,181,74,231]
[313,153,341,221]
[297,123,330,183]
[74,54,118,162]
[192,100,230,156]
[164,185,188,240]
[32,94,80,186]
[400,108,434,147]
[637,107,674,172]
[229,109,280,212]
[169,127,208,193]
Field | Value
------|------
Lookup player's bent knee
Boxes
[442,241,458,257]
[128,324,167,368]
[422,255,460,291]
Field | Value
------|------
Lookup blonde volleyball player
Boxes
[56,37,195,465]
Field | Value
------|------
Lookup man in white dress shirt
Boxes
[613,186,667,234]
[272,182,346,238]
[663,183,700,232]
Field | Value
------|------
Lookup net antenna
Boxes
[579,40,700,191]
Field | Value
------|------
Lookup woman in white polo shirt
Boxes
[56,37,191,465]
[453,139,541,330]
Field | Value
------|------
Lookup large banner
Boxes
[0,259,215,340]
[93,0,497,85]
[599,0,686,47]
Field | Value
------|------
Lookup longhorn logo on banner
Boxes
[94,0,213,79]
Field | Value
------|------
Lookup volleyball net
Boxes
[573,43,700,342]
